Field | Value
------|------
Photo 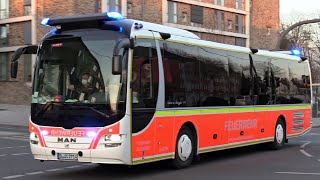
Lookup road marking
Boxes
[0,127,26,130]
[300,141,312,148]
[0,146,28,150]
[2,164,87,179]
[300,150,313,157]
[65,165,82,169]
[0,137,29,142]
[2,175,25,179]
[275,172,320,175]
[46,168,63,172]
[11,153,30,156]
[25,171,44,175]
[83,163,95,166]
[0,154,7,157]
[306,133,320,136]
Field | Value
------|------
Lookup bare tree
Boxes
[280,13,320,84]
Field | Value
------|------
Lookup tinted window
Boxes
[162,41,200,108]
[270,58,290,104]
[251,55,271,105]
[228,52,253,106]
[132,39,159,133]
[132,39,159,109]
[288,61,311,103]
[198,46,229,106]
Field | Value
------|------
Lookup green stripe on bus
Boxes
[155,105,311,116]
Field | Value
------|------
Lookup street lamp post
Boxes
[276,18,320,50]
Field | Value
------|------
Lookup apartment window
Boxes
[215,10,224,31]
[227,20,233,30]
[167,1,177,23]
[235,37,246,47]
[24,5,31,15]
[95,0,101,13]
[214,0,224,6]
[236,0,245,10]
[0,0,8,19]
[107,0,120,12]
[0,53,8,81]
[24,54,32,82]
[191,5,203,25]
[24,22,32,45]
[24,0,31,15]
[127,2,133,14]
[0,24,8,47]
[235,14,245,33]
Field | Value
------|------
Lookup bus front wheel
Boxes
[171,126,194,169]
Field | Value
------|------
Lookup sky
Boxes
[280,0,320,16]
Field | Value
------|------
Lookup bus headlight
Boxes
[105,134,122,142]
[30,132,38,140]
[30,132,39,145]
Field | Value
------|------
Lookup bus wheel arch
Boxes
[171,122,198,168]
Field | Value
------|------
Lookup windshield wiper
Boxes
[88,107,110,118]
[62,103,110,118]
[35,101,54,117]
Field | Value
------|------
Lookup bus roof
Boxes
[130,19,200,39]
[128,20,303,61]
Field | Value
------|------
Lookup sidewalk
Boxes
[0,103,320,128]
[0,104,30,127]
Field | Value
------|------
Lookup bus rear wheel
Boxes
[269,119,286,150]
[171,126,194,169]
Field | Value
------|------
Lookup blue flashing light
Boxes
[291,48,302,56]
[119,27,123,33]
[41,18,51,26]
[51,29,57,35]
[107,12,123,20]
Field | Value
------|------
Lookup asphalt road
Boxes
[0,125,320,180]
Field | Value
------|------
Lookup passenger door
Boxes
[131,31,159,160]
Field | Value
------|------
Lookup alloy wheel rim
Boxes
[276,124,284,144]
[177,134,192,161]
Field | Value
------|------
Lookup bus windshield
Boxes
[31,30,128,129]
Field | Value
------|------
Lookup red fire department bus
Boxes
[10,12,311,168]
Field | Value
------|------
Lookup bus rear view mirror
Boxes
[10,45,38,78]
[112,55,122,75]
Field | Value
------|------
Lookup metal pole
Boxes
[276,18,320,50]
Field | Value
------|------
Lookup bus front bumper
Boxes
[30,144,130,165]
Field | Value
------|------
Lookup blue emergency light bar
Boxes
[291,48,302,56]
[41,12,123,27]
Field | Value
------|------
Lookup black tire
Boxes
[269,119,286,150]
[171,126,195,169]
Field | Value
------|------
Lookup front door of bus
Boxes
[131,31,160,160]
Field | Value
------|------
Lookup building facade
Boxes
[0,0,279,104]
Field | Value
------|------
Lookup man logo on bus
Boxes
[58,138,76,143]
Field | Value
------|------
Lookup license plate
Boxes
[57,153,78,160]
